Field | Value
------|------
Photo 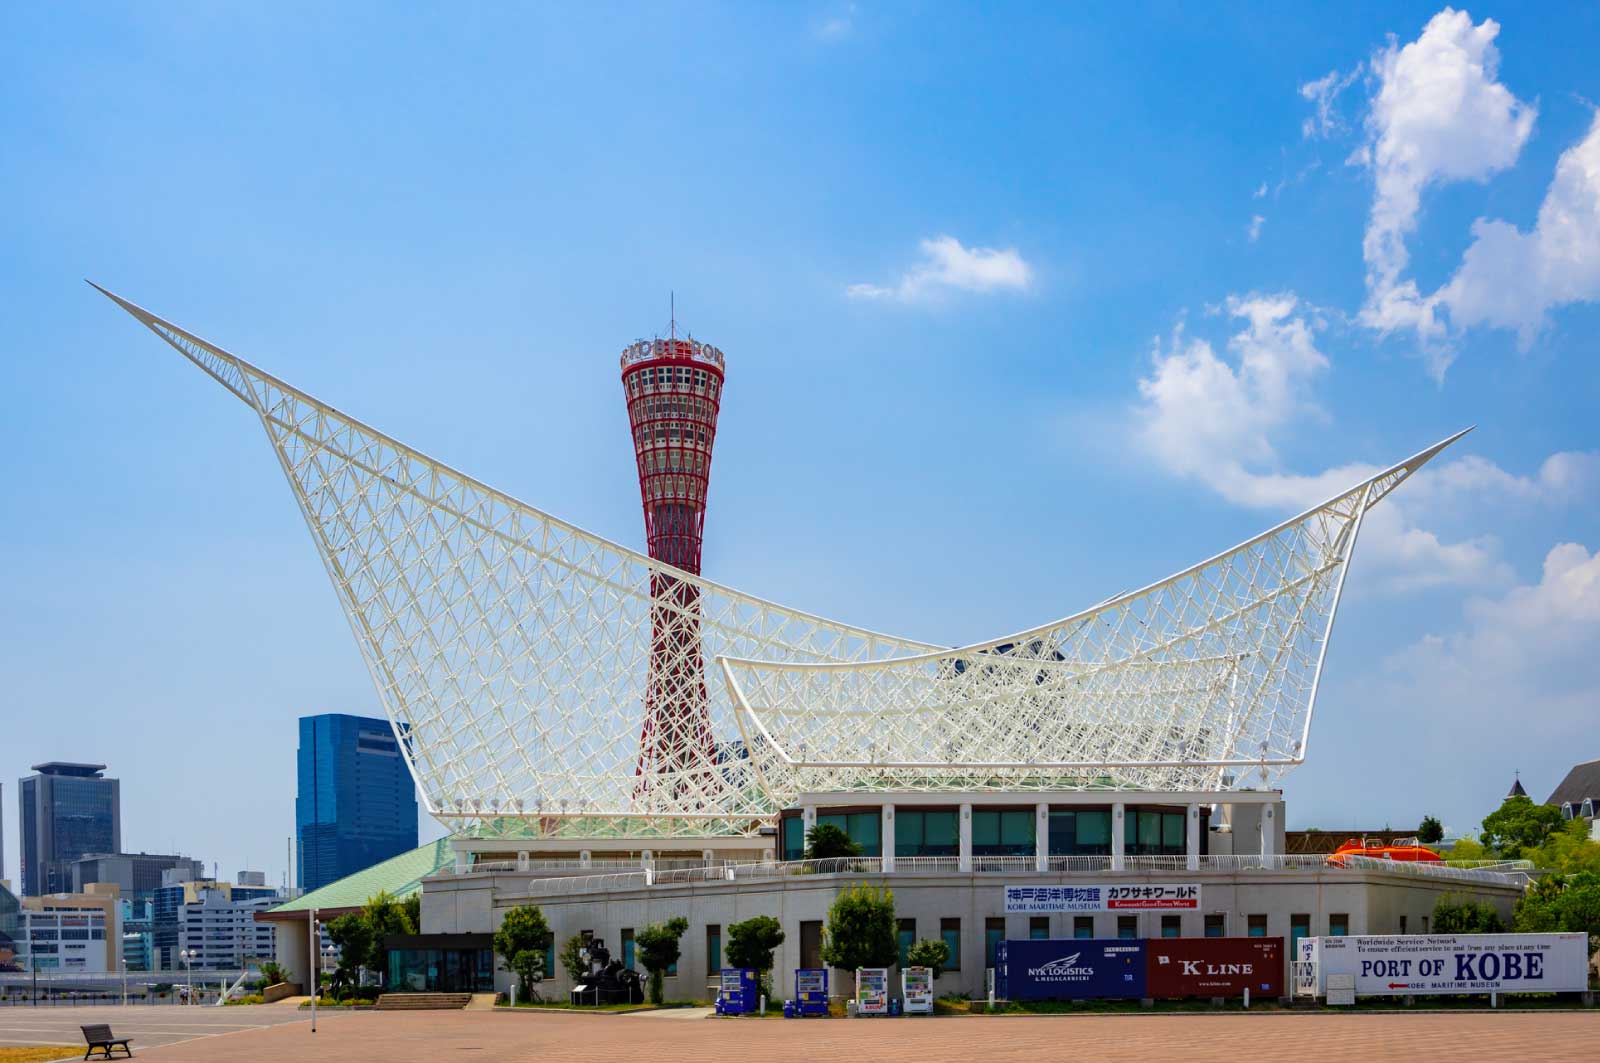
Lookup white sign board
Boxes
[1005,884,1201,913]
[1308,934,1587,997]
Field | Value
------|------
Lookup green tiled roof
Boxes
[269,838,455,915]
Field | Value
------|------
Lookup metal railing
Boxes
[489,849,1532,900]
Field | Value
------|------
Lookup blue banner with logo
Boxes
[995,939,1147,1000]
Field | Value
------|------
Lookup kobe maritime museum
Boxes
[95,285,1529,999]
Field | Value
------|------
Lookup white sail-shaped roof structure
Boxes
[98,285,1462,838]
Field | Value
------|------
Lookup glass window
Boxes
[1117,916,1137,940]
[1074,916,1094,939]
[896,809,958,857]
[1075,811,1111,853]
[898,919,915,967]
[1248,915,1268,938]
[1047,811,1076,855]
[1398,915,1408,935]
[1204,914,1225,938]
[782,816,804,861]
[940,918,961,971]
[1290,914,1310,955]
[973,809,1035,856]
[1029,917,1049,940]
[1163,813,1186,851]
[1161,915,1181,938]
[800,921,823,971]
[985,918,1005,969]
[706,925,720,975]
[1329,913,1348,937]
[621,929,635,971]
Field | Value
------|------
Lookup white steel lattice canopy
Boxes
[98,285,1462,837]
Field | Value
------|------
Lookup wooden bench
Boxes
[81,1024,133,1059]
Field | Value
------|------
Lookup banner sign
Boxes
[1005,884,1200,913]
[995,939,1146,1000]
[1146,937,1283,998]
[1308,934,1588,996]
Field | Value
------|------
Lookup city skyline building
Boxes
[296,713,418,892]
[71,851,205,902]
[621,330,727,799]
[17,762,120,897]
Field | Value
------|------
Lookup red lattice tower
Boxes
[620,330,726,798]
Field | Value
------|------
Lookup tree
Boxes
[362,891,414,983]
[494,905,555,1002]
[1431,895,1506,933]
[258,961,287,988]
[1446,836,1488,862]
[509,950,546,1002]
[1480,795,1563,858]
[400,893,422,935]
[635,917,689,1004]
[804,824,863,861]
[1515,871,1600,953]
[1527,818,1600,876]
[1416,816,1444,844]
[324,912,373,996]
[559,935,589,983]
[905,938,950,978]
[726,916,785,999]
[821,884,898,972]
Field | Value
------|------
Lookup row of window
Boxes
[643,477,709,503]
[627,365,720,395]
[784,807,1195,860]
[638,423,713,446]
[640,448,710,475]
[633,396,717,422]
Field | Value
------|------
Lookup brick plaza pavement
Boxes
[118,1006,1600,1063]
[0,1002,317,1055]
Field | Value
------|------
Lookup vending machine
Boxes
[793,968,829,1017]
[855,967,889,1016]
[901,966,934,1014]
[715,969,760,1015]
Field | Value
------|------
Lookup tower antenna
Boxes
[670,291,676,340]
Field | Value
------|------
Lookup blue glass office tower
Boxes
[18,763,121,896]
[295,715,418,892]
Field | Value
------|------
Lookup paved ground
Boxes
[26,1005,1581,1063]
[0,1003,318,1057]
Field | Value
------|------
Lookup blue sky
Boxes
[4,4,1599,884]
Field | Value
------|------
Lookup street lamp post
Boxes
[120,960,128,1007]
[309,909,318,1034]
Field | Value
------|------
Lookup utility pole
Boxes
[309,909,318,1034]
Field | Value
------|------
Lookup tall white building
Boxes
[177,889,279,970]
[16,902,117,973]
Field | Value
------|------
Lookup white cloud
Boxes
[1255,182,1268,199]
[1136,292,1329,481]
[814,3,857,42]
[848,235,1033,302]
[1247,214,1266,242]
[1301,65,1363,139]
[1354,8,1536,372]
[1132,291,1599,591]
[1435,112,1600,344]
[1378,541,1600,723]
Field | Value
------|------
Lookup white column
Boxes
[1260,804,1278,864]
[958,803,973,872]
[516,851,530,872]
[802,805,817,840]
[1111,803,1126,871]
[579,849,592,869]
[881,804,896,872]
[1035,803,1050,872]
[1186,804,1201,872]
[454,850,469,874]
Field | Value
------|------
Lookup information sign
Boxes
[1305,934,1587,997]
[1005,884,1200,913]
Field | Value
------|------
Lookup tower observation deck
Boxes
[620,332,726,799]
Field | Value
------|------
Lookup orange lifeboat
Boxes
[1326,836,1443,868]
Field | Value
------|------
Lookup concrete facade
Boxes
[420,863,1522,1001]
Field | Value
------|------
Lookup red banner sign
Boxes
[1145,937,1283,998]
